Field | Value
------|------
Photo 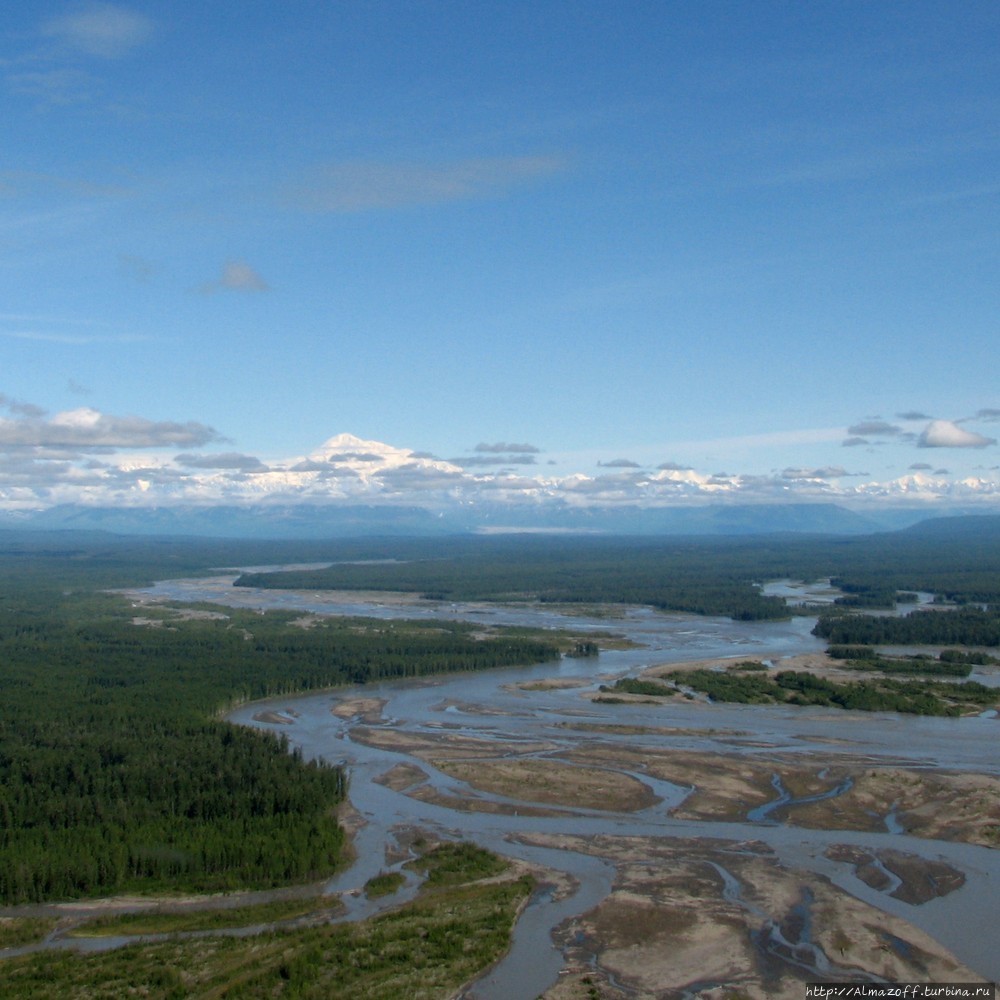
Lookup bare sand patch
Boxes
[352,721,1000,845]
[350,725,558,759]
[824,844,965,904]
[408,784,567,818]
[330,697,386,723]
[251,709,297,725]
[429,757,657,813]
[525,833,982,999]
[373,763,428,792]
[796,767,1000,847]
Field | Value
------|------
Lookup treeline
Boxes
[232,525,1000,620]
[825,645,998,676]
[659,669,996,716]
[814,607,1000,647]
[0,565,559,904]
[235,536,799,621]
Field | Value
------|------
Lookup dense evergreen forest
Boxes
[814,606,1000,647]
[234,519,1000,619]
[0,534,559,905]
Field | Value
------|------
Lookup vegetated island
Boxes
[1,839,533,999]
[599,659,997,717]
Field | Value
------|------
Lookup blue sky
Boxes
[2,2,999,513]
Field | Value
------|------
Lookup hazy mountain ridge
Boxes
[0,499,941,539]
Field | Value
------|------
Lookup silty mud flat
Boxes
[137,572,999,996]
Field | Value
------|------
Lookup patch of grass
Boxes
[364,871,405,899]
[600,677,675,697]
[69,897,332,937]
[0,917,58,949]
[0,862,532,999]
[408,842,508,887]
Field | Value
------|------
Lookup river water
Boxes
[132,572,1000,995]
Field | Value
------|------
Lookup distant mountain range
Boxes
[0,498,958,539]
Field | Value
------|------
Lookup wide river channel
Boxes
[132,571,1000,997]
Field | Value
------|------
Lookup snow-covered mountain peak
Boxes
[309,432,407,462]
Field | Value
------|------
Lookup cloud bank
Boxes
[1,402,999,514]
[0,403,221,451]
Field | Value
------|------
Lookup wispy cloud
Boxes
[174,452,267,471]
[450,454,538,467]
[966,408,1000,423]
[781,466,850,480]
[200,260,270,294]
[2,329,150,345]
[672,426,847,452]
[5,69,97,106]
[0,169,130,200]
[289,155,566,213]
[475,442,541,454]
[41,4,154,59]
[5,5,154,110]
[847,419,902,437]
[1,310,148,346]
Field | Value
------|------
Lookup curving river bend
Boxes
[132,572,1000,995]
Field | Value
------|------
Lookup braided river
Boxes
[133,572,1000,996]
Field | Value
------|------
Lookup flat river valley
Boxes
[128,572,1000,999]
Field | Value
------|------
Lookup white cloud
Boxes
[290,155,565,213]
[917,420,996,449]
